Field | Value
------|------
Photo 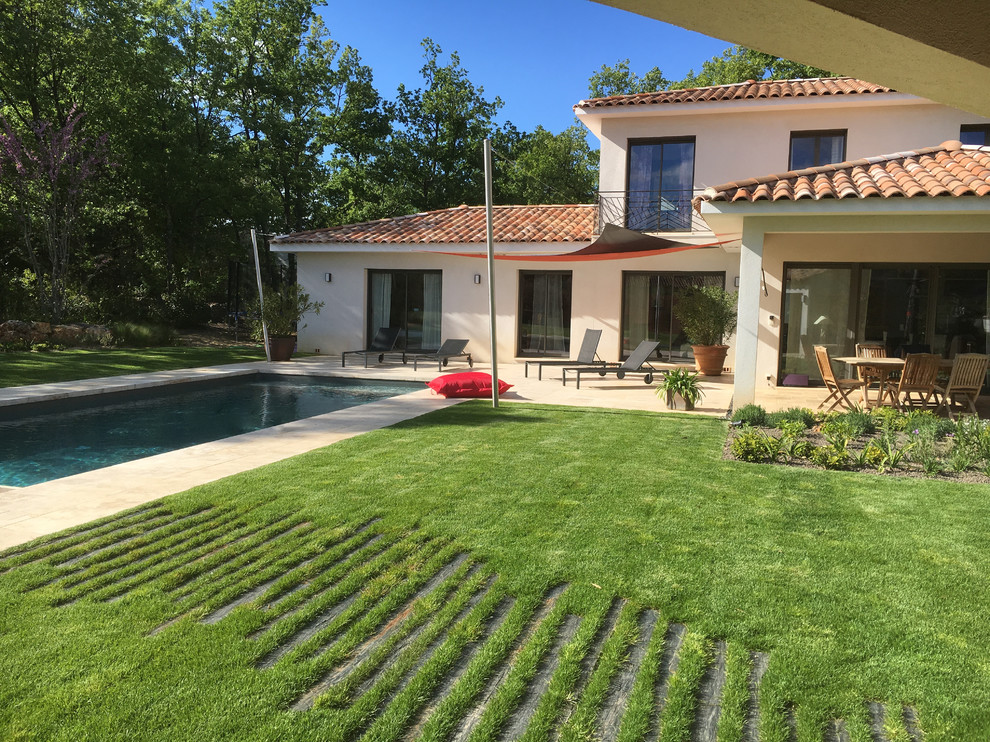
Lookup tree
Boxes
[0,108,108,323]
[378,39,504,214]
[495,124,598,204]
[588,59,671,98]
[673,46,831,89]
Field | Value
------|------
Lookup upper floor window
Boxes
[960,124,990,146]
[789,130,847,170]
[626,138,695,232]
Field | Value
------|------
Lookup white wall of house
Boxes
[585,96,990,196]
[290,245,739,365]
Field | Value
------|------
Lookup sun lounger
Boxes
[405,338,473,371]
[524,329,605,380]
[341,327,401,368]
[562,340,661,390]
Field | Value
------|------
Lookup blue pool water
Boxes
[0,375,420,487]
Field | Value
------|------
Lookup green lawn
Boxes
[0,347,266,388]
[1,402,987,741]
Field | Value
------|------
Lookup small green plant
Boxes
[765,407,816,429]
[656,368,705,408]
[809,445,850,470]
[870,406,907,431]
[835,408,876,437]
[875,422,913,472]
[731,404,768,427]
[820,419,854,453]
[731,429,780,463]
[946,436,975,472]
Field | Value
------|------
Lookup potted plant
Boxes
[673,284,738,376]
[252,283,325,361]
[655,367,705,410]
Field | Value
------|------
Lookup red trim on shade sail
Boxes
[428,224,737,261]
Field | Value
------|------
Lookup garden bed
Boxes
[725,403,990,483]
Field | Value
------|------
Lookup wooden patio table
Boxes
[833,356,954,409]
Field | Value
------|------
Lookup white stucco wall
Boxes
[586,96,990,195]
[292,246,739,365]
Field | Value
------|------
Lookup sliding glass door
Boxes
[780,263,990,382]
[621,271,725,360]
[518,271,572,357]
[367,270,442,351]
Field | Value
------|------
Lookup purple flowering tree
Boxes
[0,108,108,323]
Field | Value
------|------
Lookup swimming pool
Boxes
[0,375,420,487]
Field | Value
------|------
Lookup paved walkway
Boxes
[0,355,745,550]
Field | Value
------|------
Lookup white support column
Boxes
[733,222,766,407]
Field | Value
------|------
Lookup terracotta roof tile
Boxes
[696,142,990,205]
[575,77,894,110]
[272,204,595,245]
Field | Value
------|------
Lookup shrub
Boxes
[809,445,850,470]
[731,404,768,427]
[870,406,907,431]
[109,322,176,348]
[820,419,854,452]
[731,429,779,463]
[765,407,816,429]
[835,409,876,437]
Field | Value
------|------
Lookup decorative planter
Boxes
[664,390,696,411]
[267,335,296,362]
[692,345,729,377]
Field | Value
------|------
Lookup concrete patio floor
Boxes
[0,353,964,550]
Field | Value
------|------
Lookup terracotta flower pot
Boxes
[267,335,296,362]
[692,344,729,376]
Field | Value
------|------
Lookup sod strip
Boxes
[302,572,499,741]
[51,507,221,577]
[99,516,267,604]
[714,643,755,742]
[168,514,308,602]
[450,583,570,742]
[595,609,660,742]
[53,510,247,603]
[497,613,583,741]
[656,630,710,742]
[247,533,408,640]
[521,599,622,742]
[557,600,641,742]
[415,588,562,742]
[741,651,769,742]
[644,622,688,742]
[902,707,924,742]
[0,507,174,574]
[613,611,670,742]
[194,525,355,621]
[869,700,916,742]
[0,503,167,567]
[693,640,728,742]
[550,597,625,742]
[823,718,850,742]
[46,507,230,589]
[330,568,490,708]
[254,537,444,668]
[401,594,517,741]
[291,555,474,710]
[348,576,502,741]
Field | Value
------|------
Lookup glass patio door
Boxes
[518,271,572,357]
[367,270,442,351]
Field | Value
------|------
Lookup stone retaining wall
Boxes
[0,320,110,346]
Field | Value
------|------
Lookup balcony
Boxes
[595,190,708,234]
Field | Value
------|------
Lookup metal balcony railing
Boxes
[595,190,708,234]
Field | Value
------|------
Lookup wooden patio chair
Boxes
[814,345,861,412]
[934,353,989,419]
[855,342,887,405]
[883,353,941,410]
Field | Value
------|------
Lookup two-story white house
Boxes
[272,77,990,404]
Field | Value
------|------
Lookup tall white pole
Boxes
[251,228,271,363]
[483,139,499,409]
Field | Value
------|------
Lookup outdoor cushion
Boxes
[426,372,512,398]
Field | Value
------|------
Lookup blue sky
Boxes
[316,0,731,135]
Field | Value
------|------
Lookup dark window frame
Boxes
[788,129,848,170]
[516,269,574,358]
[365,268,443,351]
[624,136,697,232]
[960,124,990,146]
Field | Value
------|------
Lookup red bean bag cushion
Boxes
[426,372,512,398]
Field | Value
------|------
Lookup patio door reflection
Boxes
[518,271,572,357]
[367,269,442,351]
[622,271,724,361]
